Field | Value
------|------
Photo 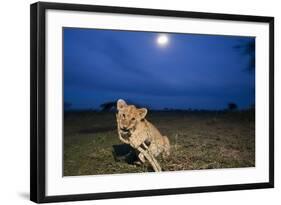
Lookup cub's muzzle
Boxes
[120,127,130,133]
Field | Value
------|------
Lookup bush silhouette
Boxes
[100,101,116,111]
[227,102,238,111]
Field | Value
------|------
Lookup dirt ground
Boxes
[63,111,255,176]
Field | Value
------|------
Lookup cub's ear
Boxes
[138,108,147,119]
[117,99,127,110]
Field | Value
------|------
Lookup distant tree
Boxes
[64,102,72,110]
[250,103,255,110]
[227,102,238,111]
[233,39,255,73]
[100,101,116,112]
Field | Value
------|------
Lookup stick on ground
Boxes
[137,145,162,172]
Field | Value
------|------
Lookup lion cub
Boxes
[116,99,170,164]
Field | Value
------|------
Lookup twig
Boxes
[137,145,162,172]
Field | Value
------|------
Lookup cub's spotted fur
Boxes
[116,99,170,164]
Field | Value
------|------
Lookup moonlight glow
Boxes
[157,34,169,46]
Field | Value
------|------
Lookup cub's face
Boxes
[117,99,147,133]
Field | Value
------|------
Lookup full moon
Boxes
[157,34,169,46]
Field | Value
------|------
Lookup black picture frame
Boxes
[30,2,274,203]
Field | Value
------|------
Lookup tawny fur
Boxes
[116,99,170,164]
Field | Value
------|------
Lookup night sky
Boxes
[63,28,255,110]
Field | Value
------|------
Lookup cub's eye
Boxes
[132,117,135,121]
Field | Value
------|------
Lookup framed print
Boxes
[30,2,274,203]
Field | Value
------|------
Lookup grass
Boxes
[63,111,255,176]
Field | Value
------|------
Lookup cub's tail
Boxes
[163,135,170,157]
